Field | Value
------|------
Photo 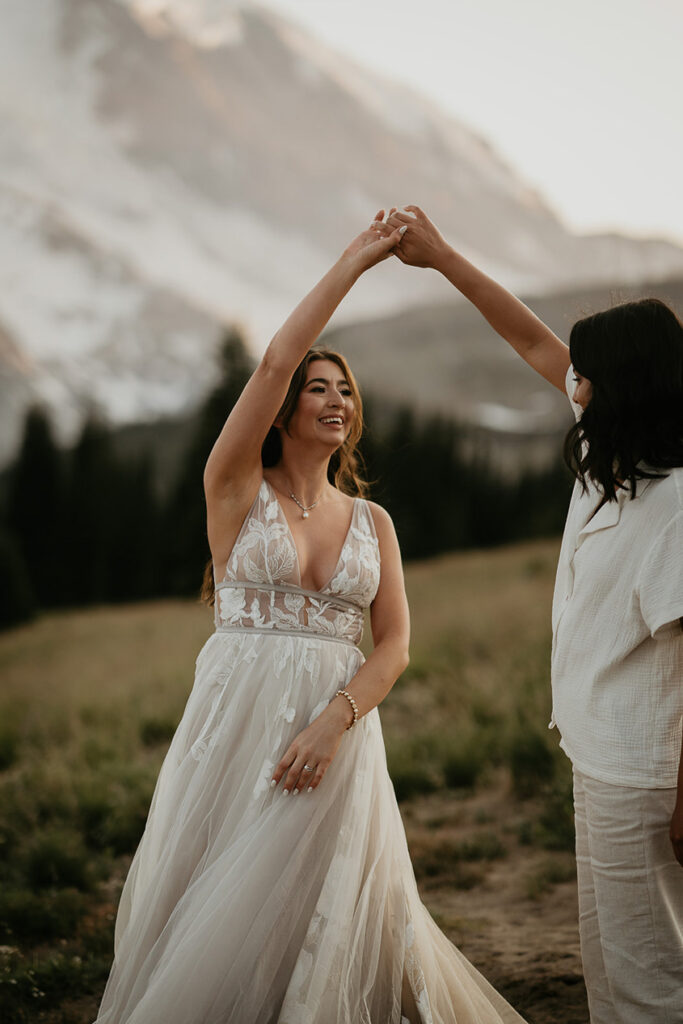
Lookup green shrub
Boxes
[386,733,441,802]
[412,840,486,890]
[536,777,575,852]
[0,779,36,873]
[139,715,177,747]
[515,819,534,846]
[0,726,19,771]
[387,728,494,794]
[443,730,494,789]
[455,833,506,862]
[102,796,150,854]
[470,700,503,731]
[390,767,439,802]
[507,728,555,798]
[100,768,155,855]
[412,832,505,891]
[442,749,482,789]
[80,736,121,770]
[21,829,94,891]
[0,886,86,943]
[75,760,156,854]
[525,855,576,900]
[0,945,111,1023]
[76,783,116,851]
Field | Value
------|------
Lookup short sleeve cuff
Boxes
[638,510,683,637]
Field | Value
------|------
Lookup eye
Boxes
[309,385,325,393]
[572,376,581,384]
[341,389,352,397]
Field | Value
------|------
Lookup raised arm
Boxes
[386,206,571,393]
[203,214,404,507]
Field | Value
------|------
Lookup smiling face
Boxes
[285,359,355,448]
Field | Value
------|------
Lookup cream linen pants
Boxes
[573,768,683,1024]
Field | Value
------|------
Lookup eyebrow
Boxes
[306,377,350,386]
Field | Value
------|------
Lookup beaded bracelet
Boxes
[335,689,359,730]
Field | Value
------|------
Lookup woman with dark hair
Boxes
[386,205,683,1024]
[95,216,528,1023]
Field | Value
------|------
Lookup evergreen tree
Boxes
[511,459,573,541]
[106,455,161,602]
[0,333,573,625]
[0,527,36,630]
[370,407,473,559]
[164,328,254,595]
[62,415,118,605]
[6,406,66,608]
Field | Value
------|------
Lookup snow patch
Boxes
[121,0,245,47]
[474,402,545,434]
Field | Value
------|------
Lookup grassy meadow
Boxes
[0,537,587,1024]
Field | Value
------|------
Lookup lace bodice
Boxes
[213,480,380,646]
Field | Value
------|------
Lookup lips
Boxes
[319,416,344,426]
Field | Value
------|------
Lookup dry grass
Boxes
[0,537,587,1023]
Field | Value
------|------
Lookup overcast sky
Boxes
[260,0,682,245]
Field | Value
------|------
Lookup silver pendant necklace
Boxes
[289,491,321,519]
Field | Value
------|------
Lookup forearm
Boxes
[434,247,559,364]
[263,256,360,375]
[325,637,410,732]
[204,254,362,491]
[389,205,569,389]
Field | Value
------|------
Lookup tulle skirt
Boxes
[94,630,526,1023]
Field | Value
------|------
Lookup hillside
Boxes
[327,273,683,468]
[106,273,683,487]
[1,0,683,466]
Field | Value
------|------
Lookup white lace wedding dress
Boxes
[95,480,526,1023]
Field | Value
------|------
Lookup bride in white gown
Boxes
[94,215,527,1023]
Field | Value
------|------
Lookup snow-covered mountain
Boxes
[1,0,682,464]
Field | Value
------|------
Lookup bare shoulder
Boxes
[364,500,399,541]
[364,501,408,607]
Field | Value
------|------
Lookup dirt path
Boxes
[405,786,588,1024]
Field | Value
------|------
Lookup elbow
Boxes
[203,453,231,500]
[203,455,219,497]
[396,646,410,676]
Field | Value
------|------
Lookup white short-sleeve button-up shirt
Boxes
[550,366,683,788]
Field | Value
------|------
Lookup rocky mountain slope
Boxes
[326,275,683,469]
[1,0,681,464]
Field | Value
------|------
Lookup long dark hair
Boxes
[201,348,368,605]
[564,298,683,500]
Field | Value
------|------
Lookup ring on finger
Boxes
[302,764,314,773]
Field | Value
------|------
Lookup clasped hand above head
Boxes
[340,209,407,275]
[369,205,454,271]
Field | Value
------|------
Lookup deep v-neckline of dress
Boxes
[264,479,359,594]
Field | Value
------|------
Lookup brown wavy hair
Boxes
[201,348,368,605]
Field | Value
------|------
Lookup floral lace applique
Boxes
[215,480,380,644]
[252,759,275,798]
[404,926,433,1024]
[327,511,380,608]
[217,586,246,624]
